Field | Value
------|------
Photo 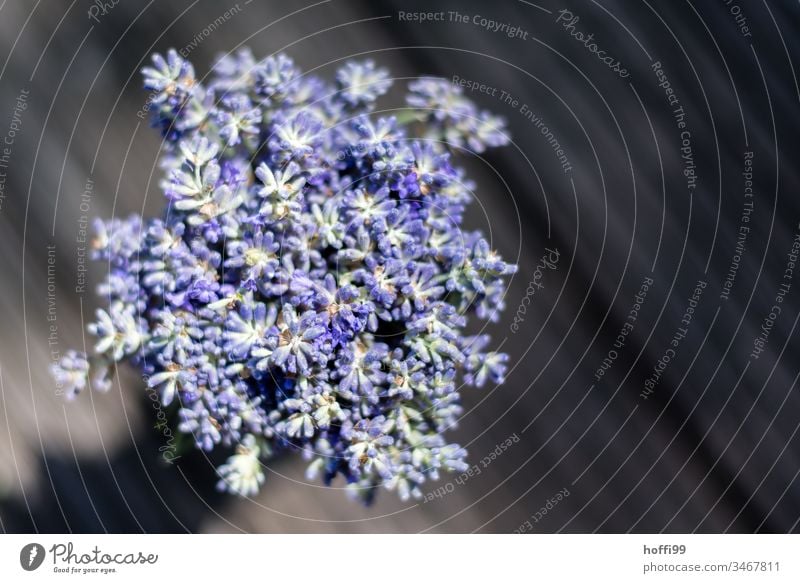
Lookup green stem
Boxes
[393,110,422,126]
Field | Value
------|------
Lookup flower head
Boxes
[55,49,516,504]
[335,60,391,107]
[216,434,265,496]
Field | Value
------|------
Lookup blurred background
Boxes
[0,0,799,533]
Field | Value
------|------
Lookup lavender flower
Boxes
[215,434,265,496]
[407,77,510,153]
[50,350,91,400]
[53,49,516,503]
[335,60,391,107]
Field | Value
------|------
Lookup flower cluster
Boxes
[52,48,516,502]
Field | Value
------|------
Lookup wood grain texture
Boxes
[0,0,798,533]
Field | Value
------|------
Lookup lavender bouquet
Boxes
[52,48,516,502]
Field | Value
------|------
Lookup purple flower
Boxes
[141,49,195,104]
[55,48,516,503]
[269,305,329,375]
[335,60,391,107]
[270,111,323,160]
[407,77,509,153]
[215,94,262,147]
[50,351,90,400]
[346,416,394,479]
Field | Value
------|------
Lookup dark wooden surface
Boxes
[0,0,799,533]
